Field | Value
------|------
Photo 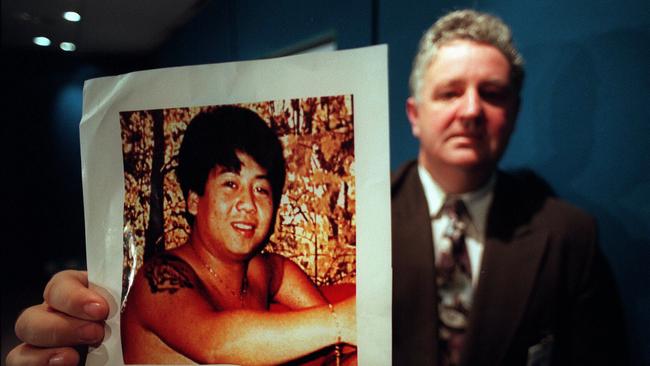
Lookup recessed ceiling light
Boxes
[63,11,81,22]
[60,42,76,52]
[33,36,51,46]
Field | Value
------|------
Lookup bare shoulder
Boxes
[260,252,286,269]
[142,252,198,295]
[260,252,299,275]
[125,250,204,311]
[121,251,212,364]
[123,250,213,329]
[256,252,287,297]
[259,252,325,308]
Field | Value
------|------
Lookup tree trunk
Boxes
[144,109,165,261]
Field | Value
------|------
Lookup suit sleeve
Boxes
[560,217,629,365]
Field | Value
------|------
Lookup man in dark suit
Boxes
[392,9,626,365]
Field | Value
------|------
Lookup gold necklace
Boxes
[192,246,248,307]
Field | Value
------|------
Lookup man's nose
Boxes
[236,188,257,212]
[458,88,482,119]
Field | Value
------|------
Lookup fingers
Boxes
[9,270,107,366]
[6,343,80,366]
[43,270,109,321]
[15,303,105,347]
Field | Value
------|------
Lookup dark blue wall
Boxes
[157,0,373,65]
[3,0,648,363]
[2,52,154,288]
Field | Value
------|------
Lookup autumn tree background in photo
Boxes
[119,96,355,302]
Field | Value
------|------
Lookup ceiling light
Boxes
[63,11,81,22]
[33,36,51,46]
[60,42,76,52]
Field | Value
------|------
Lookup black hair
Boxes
[176,106,286,222]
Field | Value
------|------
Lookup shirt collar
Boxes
[417,164,496,235]
[417,164,446,218]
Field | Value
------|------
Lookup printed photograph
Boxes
[118,96,357,365]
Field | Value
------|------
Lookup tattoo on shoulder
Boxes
[144,254,195,295]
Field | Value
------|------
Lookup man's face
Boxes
[407,40,518,174]
[188,151,274,261]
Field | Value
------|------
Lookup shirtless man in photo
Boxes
[120,106,355,364]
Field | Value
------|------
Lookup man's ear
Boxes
[187,191,199,215]
[406,97,421,138]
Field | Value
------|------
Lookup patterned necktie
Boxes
[436,198,472,366]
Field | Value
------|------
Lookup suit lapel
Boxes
[461,173,549,366]
[392,162,440,364]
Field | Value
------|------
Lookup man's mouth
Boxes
[449,133,482,143]
[231,221,256,237]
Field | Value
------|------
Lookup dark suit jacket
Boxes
[391,161,626,365]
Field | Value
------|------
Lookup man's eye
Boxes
[435,90,459,100]
[223,181,237,189]
[255,186,271,195]
[481,88,510,103]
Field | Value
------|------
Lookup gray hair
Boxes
[409,9,525,101]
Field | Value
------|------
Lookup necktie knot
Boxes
[443,199,468,246]
[443,198,467,219]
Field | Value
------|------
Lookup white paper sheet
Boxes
[80,45,391,365]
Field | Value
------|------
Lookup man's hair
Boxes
[176,106,286,218]
[409,9,525,100]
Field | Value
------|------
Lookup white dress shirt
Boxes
[417,165,495,288]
